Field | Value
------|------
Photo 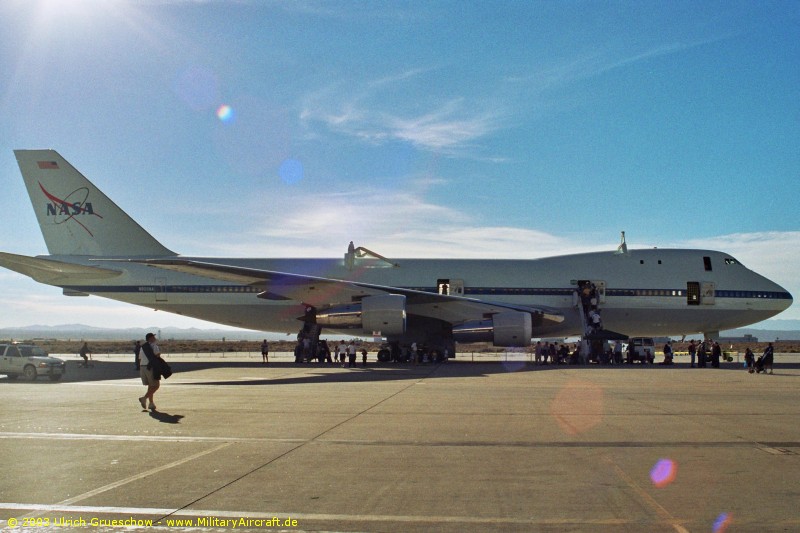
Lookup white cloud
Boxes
[300,75,506,155]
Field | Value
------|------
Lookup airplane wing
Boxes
[120,258,564,327]
[0,252,122,285]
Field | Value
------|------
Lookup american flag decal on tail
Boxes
[37,161,59,170]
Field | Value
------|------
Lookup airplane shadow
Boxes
[3,359,798,386]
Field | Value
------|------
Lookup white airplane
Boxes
[1,149,793,358]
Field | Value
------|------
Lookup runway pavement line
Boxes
[604,456,690,533]
[157,365,444,523]
[0,431,306,444]
[15,443,233,522]
[57,443,233,506]
[3,432,799,450]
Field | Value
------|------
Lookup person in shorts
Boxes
[138,333,161,411]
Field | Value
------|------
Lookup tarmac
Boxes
[1,353,799,532]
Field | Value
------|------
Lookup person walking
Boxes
[138,333,162,411]
[744,347,755,373]
[261,339,269,364]
[762,342,774,374]
[79,342,92,368]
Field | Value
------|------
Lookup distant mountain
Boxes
[0,324,282,342]
[749,319,800,331]
[719,329,800,342]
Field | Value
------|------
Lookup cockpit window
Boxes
[724,257,741,266]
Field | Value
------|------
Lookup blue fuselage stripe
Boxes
[60,285,793,300]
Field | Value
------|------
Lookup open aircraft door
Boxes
[437,279,464,296]
[575,280,606,304]
[687,281,715,305]
[593,280,606,304]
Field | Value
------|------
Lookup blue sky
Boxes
[0,0,797,330]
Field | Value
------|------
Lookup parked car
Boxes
[0,343,66,381]
[625,337,655,364]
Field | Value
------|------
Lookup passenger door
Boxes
[3,345,23,374]
[0,345,8,373]
[437,279,464,296]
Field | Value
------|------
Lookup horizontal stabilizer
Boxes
[0,252,122,285]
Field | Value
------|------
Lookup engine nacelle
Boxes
[362,294,407,336]
[452,311,532,347]
[314,294,407,336]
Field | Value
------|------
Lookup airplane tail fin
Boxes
[14,150,175,257]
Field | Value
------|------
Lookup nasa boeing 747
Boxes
[0,150,792,356]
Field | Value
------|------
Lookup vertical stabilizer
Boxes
[14,149,175,257]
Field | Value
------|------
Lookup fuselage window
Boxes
[703,256,712,272]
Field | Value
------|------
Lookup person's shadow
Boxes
[148,410,185,424]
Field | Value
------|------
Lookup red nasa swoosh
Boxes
[39,182,103,237]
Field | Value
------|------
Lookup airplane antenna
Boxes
[615,231,629,255]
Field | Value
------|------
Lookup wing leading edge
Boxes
[119,258,564,328]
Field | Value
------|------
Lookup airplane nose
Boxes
[781,288,793,310]
[771,280,793,312]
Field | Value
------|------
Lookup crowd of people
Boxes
[531,339,778,371]
[290,338,369,368]
[579,282,603,333]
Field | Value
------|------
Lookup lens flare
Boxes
[549,379,604,436]
[713,512,732,532]
[279,158,304,184]
[649,458,677,488]
[216,105,235,124]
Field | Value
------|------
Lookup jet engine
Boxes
[452,311,532,347]
[314,294,406,335]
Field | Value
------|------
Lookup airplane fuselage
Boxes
[49,247,791,339]
[5,149,792,349]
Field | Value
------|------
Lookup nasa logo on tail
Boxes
[37,164,103,236]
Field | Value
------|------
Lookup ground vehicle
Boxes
[625,337,656,364]
[0,344,66,381]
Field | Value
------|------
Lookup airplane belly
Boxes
[601,307,781,337]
